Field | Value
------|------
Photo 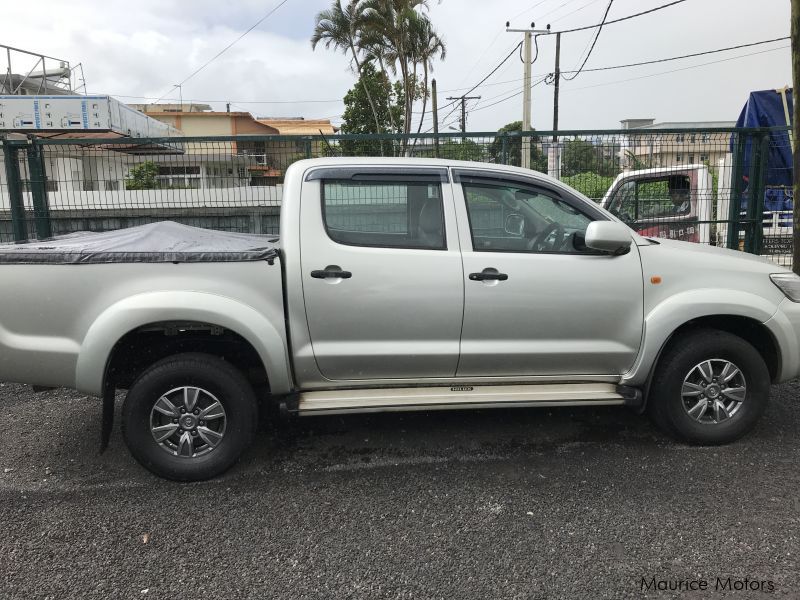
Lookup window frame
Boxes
[319,176,449,251]
[453,170,608,256]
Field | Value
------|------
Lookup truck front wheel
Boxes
[122,353,258,481]
[648,329,770,445]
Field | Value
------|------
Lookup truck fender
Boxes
[75,291,292,397]
[622,288,780,388]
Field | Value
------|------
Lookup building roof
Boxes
[256,118,337,135]
[636,121,736,129]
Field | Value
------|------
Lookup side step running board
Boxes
[295,383,638,416]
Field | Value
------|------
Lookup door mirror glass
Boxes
[504,213,525,236]
[584,221,633,255]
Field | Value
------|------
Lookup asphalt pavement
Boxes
[1,380,799,599]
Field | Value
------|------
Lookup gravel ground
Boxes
[1,380,799,599]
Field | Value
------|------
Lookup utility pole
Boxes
[549,31,562,178]
[792,0,800,275]
[432,78,440,157]
[553,32,561,138]
[446,95,481,133]
[507,22,550,169]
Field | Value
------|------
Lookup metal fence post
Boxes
[726,131,746,250]
[304,137,312,159]
[743,131,769,255]
[501,134,509,165]
[26,137,52,239]
[2,139,28,242]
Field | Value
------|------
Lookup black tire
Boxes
[122,353,258,481]
[648,328,770,445]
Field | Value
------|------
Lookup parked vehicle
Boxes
[2,157,799,481]
[600,164,713,244]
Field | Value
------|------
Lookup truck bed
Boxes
[0,222,286,393]
[0,221,279,264]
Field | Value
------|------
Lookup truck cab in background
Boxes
[601,165,713,245]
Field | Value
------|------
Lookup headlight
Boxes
[770,273,800,302]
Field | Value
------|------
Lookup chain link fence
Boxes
[0,127,793,266]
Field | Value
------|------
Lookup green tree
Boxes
[561,138,597,177]
[340,63,405,156]
[488,121,547,172]
[437,139,484,161]
[125,161,158,190]
[312,0,383,133]
[312,0,447,145]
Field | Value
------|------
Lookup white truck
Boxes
[601,163,793,266]
[1,157,800,481]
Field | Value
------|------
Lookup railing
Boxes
[0,127,793,266]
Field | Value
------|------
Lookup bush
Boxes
[560,172,614,202]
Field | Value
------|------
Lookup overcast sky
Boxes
[2,0,792,131]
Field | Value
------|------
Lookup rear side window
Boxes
[322,180,445,249]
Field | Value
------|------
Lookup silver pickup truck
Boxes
[2,158,800,481]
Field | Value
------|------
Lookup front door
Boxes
[300,169,464,381]
[453,172,644,378]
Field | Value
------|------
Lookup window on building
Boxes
[105,180,120,191]
[689,134,697,143]
[675,134,685,143]
[688,155,695,163]
[676,154,683,163]
[700,154,709,163]
[156,165,202,189]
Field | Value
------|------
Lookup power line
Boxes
[549,0,605,24]
[104,36,789,109]
[462,42,523,98]
[151,0,293,103]
[510,0,553,22]
[551,0,689,35]
[560,35,790,74]
[470,76,549,113]
[560,44,790,93]
[560,0,613,81]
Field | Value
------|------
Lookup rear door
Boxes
[453,170,644,378]
[299,167,464,381]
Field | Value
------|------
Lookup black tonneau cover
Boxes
[0,222,279,265]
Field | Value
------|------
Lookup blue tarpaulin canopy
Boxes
[732,88,793,211]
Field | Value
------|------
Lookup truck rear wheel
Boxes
[122,353,258,481]
[648,329,770,445]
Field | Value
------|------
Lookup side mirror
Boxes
[584,221,633,255]
[504,213,525,236]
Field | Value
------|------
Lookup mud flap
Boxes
[100,380,115,453]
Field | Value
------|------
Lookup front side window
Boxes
[462,181,593,253]
[322,180,445,249]
[608,175,692,224]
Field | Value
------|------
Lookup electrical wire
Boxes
[560,0,613,81]
[151,0,293,103]
[470,76,549,113]
[104,36,790,108]
[550,0,689,35]
[560,35,790,74]
[549,0,604,24]
[559,44,789,93]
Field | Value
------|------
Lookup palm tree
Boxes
[360,0,434,138]
[311,0,383,134]
[408,12,445,138]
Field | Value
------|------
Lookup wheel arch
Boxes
[623,289,783,396]
[76,291,292,397]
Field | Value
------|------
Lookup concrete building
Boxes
[620,119,736,170]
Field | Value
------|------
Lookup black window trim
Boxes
[320,177,448,251]
[306,166,449,183]
[453,169,608,256]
